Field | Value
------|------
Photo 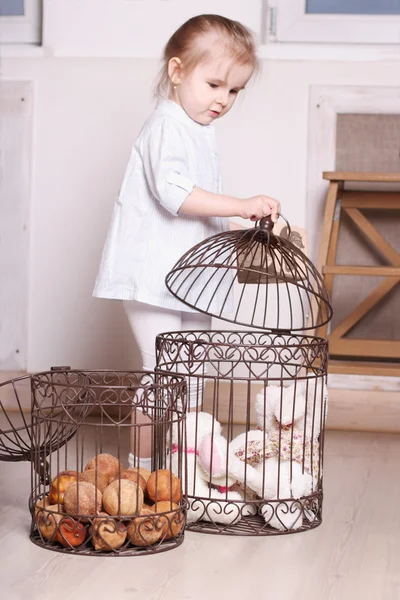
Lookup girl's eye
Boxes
[208,83,218,89]
[230,89,239,95]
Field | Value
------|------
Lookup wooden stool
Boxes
[316,171,400,377]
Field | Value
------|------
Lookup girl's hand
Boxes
[240,196,281,222]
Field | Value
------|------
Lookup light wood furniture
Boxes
[202,380,400,433]
[316,172,400,372]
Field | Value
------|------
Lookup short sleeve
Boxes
[140,117,196,216]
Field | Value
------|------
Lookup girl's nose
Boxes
[217,90,229,107]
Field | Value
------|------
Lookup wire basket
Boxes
[29,369,187,556]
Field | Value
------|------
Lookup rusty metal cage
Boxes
[29,369,187,556]
[156,331,328,535]
[156,216,332,535]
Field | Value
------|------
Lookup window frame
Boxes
[271,0,400,44]
[0,0,42,45]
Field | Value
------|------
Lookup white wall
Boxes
[1,4,399,372]
[0,82,32,370]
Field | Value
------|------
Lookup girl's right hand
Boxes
[240,195,281,222]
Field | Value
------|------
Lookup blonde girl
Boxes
[93,14,280,468]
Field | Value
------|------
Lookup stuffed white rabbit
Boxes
[171,411,255,525]
[231,378,327,531]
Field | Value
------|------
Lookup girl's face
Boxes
[170,55,254,126]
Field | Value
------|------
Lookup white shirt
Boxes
[93,99,228,312]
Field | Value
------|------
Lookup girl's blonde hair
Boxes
[156,14,258,96]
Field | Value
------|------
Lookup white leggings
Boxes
[123,299,212,407]
[123,300,211,466]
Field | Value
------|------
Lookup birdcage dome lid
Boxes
[165,216,332,332]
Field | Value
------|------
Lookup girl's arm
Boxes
[179,186,280,222]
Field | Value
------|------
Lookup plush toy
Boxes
[256,378,327,487]
[171,411,255,525]
[230,378,328,531]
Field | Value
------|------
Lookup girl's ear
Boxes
[168,57,182,85]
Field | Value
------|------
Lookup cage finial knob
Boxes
[259,216,275,232]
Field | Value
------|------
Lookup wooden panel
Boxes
[326,387,400,432]
[341,191,400,209]
[325,197,400,358]
[203,380,400,432]
[309,180,340,333]
[329,338,400,359]
[329,276,400,340]
[0,371,30,411]
[316,182,341,273]
[344,207,400,266]
[329,209,400,342]
[323,172,400,182]
[317,208,340,338]
[324,266,400,276]
[0,82,32,371]
[329,360,400,377]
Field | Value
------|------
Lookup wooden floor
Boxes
[1,430,400,600]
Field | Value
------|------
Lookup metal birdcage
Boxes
[29,369,187,556]
[156,216,332,535]
[0,368,187,556]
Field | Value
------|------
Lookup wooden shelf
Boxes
[203,379,400,432]
[323,171,400,183]
[316,173,400,363]
[328,359,400,377]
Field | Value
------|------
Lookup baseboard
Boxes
[203,381,400,433]
[0,371,25,383]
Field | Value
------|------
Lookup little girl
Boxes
[93,14,280,469]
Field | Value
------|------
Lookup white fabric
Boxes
[128,453,153,470]
[93,99,228,312]
[124,298,211,467]
[123,299,211,409]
